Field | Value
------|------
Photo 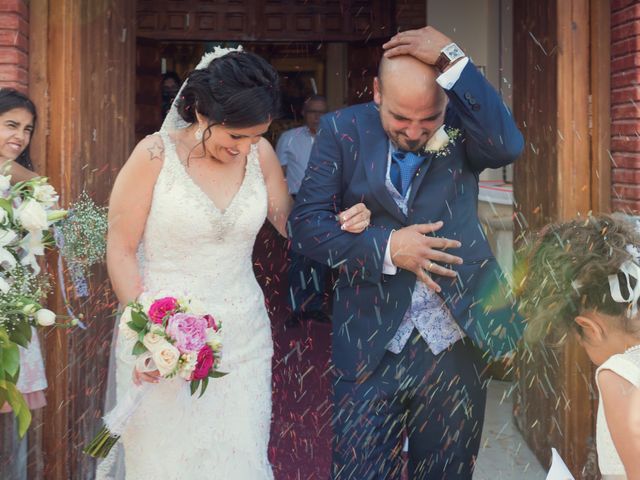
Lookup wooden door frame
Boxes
[513,0,610,476]
[28,0,136,478]
[29,0,81,478]
[556,1,593,470]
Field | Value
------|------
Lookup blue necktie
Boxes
[391,151,425,197]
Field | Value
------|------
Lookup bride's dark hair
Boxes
[177,51,280,129]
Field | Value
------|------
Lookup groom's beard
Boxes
[386,128,431,153]
[392,135,428,153]
[403,139,423,152]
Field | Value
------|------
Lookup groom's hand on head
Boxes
[389,221,463,293]
[382,26,452,66]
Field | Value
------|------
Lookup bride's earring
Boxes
[195,125,203,141]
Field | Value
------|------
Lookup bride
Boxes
[101,47,370,479]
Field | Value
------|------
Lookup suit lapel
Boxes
[406,151,435,211]
[358,106,406,223]
[406,109,457,212]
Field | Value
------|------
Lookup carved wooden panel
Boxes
[137,0,396,41]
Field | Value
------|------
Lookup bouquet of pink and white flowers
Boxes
[84,295,225,458]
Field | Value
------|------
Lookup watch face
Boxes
[443,43,464,61]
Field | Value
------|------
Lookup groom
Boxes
[290,26,524,479]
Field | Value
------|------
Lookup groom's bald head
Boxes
[373,55,447,153]
[377,55,443,100]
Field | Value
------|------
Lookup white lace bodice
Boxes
[596,349,640,478]
[139,132,270,366]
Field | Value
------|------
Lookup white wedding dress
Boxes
[595,348,640,479]
[106,130,274,479]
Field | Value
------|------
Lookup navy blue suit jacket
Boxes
[289,61,525,381]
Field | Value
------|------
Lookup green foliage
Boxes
[0,380,31,437]
[132,341,147,356]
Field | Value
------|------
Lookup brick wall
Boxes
[0,0,28,92]
[611,0,640,213]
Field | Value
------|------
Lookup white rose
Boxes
[152,343,180,376]
[16,200,48,232]
[179,352,198,380]
[206,328,223,351]
[0,228,16,245]
[142,332,169,353]
[120,326,137,341]
[425,126,450,152]
[33,184,58,206]
[149,324,165,336]
[118,306,132,328]
[118,306,138,341]
[35,308,56,327]
[0,175,11,193]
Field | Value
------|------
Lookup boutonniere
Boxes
[422,125,462,158]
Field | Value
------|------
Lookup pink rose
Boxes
[193,346,214,380]
[204,314,219,332]
[166,313,208,353]
[148,297,179,324]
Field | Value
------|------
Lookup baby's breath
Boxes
[59,192,108,273]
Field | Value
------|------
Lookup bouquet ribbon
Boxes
[84,382,152,457]
[53,227,86,329]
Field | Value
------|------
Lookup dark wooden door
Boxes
[346,40,383,105]
[135,37,162,142]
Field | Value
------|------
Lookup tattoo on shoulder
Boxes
[147,141,164,162]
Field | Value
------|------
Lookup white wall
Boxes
[427,0,514,182]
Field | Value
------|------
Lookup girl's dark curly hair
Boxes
[519,214,640,343]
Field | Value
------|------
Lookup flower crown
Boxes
[195,45,244,71]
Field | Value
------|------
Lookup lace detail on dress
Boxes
[596,350,640,477]
[157,131,263,242]
[106,132,273,480]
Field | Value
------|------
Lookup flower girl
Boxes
[520,214,640,479]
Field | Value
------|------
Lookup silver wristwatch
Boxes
[435,43,466,72]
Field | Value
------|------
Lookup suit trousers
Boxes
[332,334,488,479]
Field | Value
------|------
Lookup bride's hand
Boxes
[338,203,371,233]
[132,367,161,385]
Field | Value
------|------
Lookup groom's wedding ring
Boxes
[426,261,434,272]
